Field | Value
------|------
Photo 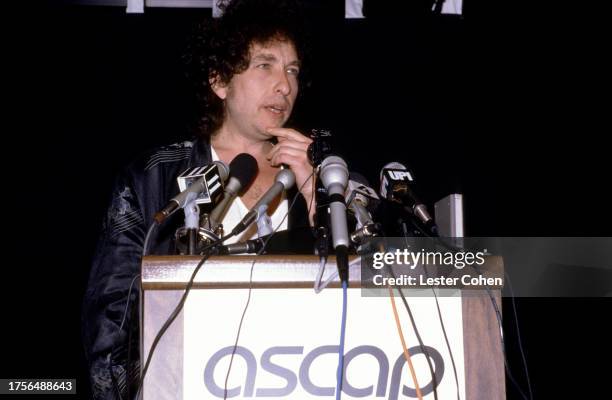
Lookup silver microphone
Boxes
[230,168,295,236]
[319,155,350,283]
[346,174,381,244]
[319,156,350,249]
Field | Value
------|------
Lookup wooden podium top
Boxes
[141,254,504,291]
[141,255,364,289]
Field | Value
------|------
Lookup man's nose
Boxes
[274,71,291,96]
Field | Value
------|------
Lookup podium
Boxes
[141,255,505,399]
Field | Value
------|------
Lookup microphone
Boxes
[313,180,331,258]
[346,173,380,227]
[209,153,258,229]
[346,173,382,244]
[216,237,265,255]
[379,162,437,235]
[307,129,332,167]
[319,155,350,283]
[154,161,229,224]
[230,168,296,236]
[308,130,334,257]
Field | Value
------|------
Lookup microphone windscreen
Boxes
[229,153,258,190]
[379,161,415,199]
[379,161,407,180]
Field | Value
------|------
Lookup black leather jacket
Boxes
[82,137,309,400]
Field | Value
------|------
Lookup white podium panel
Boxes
[183,288,465,399]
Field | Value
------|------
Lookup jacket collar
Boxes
[188,135,213,168]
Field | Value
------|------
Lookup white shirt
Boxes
[210,146,288,244]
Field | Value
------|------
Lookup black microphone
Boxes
[313,179,330,258]
[154,161,229,224]
[307,129,332,167]
[379,162,437,235]
[209,153,258,229]
[319,155,350,283]
[230,168,296,236]
[308,130,334,257]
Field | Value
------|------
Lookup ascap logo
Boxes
[203,345,444,399]
[387,170,414,181]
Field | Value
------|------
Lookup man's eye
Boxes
[287,68,300,76]
[257,63,271,69]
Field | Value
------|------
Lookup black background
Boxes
[4,1,611,398]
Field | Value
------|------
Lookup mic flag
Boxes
[177,163,227,206]
[154,161,229,224]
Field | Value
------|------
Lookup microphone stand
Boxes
[179,194,221,255]
[183,195,200,255]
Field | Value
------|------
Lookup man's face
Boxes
[214,40,300,140]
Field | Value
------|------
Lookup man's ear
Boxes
[210,75,228,100]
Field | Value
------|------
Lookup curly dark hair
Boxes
[184,0,311,138]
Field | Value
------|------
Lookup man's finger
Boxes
[267,142,309,160]
[267,127,312,143]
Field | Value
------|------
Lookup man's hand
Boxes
[266,127,315,224]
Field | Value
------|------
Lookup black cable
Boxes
[125,290,139,400]
[428,287,460,399]
[401,223,460,400]
[480,275,529,400]
[408,221,533,400]
[142,222,158,257]
[135,233,236,400]
[109,273,140,400]
[505,271,534,400]
[111,216,157,399]
[385,265,439,400]
[435,237,531,399]
[307,166,316,220]
[439,248,530,400]
[423,230,531,400]
[223,251,257,400]
[223,171,314,399]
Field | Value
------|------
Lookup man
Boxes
[82,1,314,398]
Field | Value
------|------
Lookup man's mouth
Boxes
[265,104,287,115]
